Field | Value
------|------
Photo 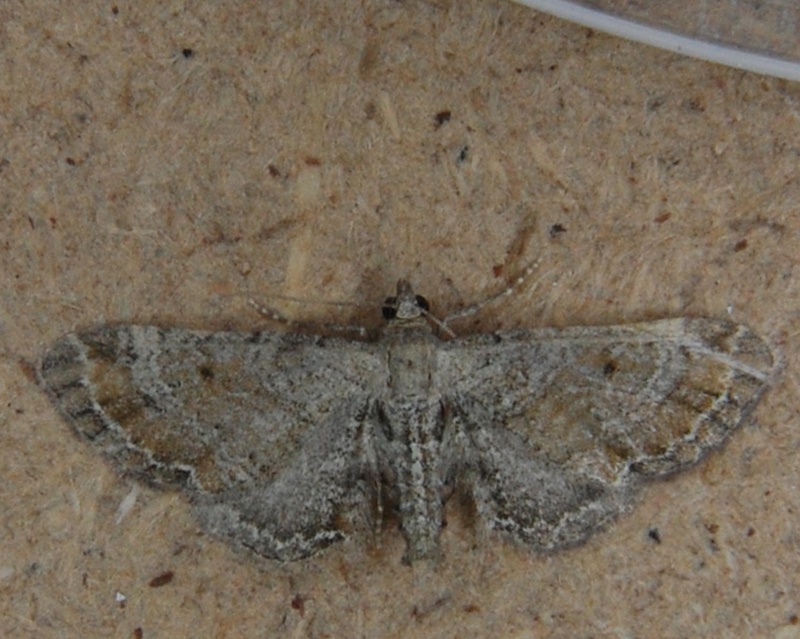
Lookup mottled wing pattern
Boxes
[436,318,773,550]
[39,325,386,560]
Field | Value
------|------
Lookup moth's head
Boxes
[382,279,430,322]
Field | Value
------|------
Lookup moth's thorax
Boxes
[382,319,439,396]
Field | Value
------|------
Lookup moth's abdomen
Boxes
[377,395,447,562]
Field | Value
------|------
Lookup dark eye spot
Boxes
[415,295,429,312]
[382,297,397,319]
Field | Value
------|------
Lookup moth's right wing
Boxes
[436,318,773,550]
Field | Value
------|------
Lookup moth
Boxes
[39,280,774,562]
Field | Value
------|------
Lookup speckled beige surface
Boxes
[1,1,799,637]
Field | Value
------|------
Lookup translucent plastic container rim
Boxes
[514,0,800,81]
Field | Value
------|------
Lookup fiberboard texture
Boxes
[1,0,798,638]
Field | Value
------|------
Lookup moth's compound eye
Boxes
[415,295,430,312]
[382,297,397,320]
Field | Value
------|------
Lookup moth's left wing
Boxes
[436,318,773,550]
[39,325,387,560]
